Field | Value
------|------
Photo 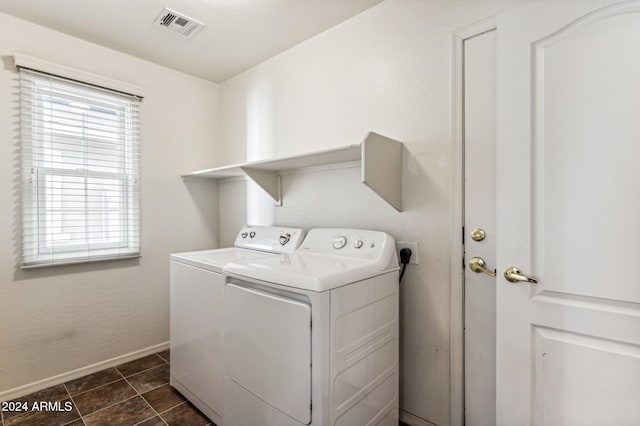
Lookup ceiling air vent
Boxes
[154,8,204,39]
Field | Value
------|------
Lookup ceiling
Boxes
[0,0,384,83]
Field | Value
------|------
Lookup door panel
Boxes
[463,29,497,426]
[497,1,640,424]
[534,10,640,303]
[533,327,640,425]
[224,283,312,424]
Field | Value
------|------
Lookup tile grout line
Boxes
[122,369,172,396]
[117,364,170,426]
[62,417,85,426]
[131,413,163,426]
[117,354,167,377]
[157,400,186,415]
[157,352,170,363]
[79,394,140,422]
[125,364,169,383]
[68,377,123,399]
[128,381,171,396]
[62,383,85,426]
[155,401,213,426]
[140,356,175,425]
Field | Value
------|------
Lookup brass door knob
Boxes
[470,228,486,242]
[469,257,496,277]
[504,266,538,284]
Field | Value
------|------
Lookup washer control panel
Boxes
[235,225,306,253]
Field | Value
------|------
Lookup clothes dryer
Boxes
[222,228,399,426]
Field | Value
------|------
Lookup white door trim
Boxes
[450,16,497,426]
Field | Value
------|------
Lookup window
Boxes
[19,68,141,267]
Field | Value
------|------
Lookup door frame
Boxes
[450,16,497,426]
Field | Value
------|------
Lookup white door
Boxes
[497,1,640,424]
[464,29,497,426]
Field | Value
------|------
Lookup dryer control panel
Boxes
[298,228,396,263]
[234,225,306,253]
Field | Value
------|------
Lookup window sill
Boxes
[21,254,141,269]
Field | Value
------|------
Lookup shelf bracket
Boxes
[361,132,403,212]
[240,167,282,206]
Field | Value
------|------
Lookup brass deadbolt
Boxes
[471,228,486,242]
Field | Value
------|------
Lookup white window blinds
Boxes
[19,68,141,267]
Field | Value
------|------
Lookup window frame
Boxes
[18,63,143,268]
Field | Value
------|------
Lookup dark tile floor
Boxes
[0,350,214,426]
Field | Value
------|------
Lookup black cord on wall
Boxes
[399,248,412,283]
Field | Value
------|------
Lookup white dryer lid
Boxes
[224,251,398,292]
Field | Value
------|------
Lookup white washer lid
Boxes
[224,251,398,292]
[170,247,276,273]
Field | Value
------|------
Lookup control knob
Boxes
[279,233,291,246]
[353,239,363,249]
[333,236,347,249]
[241,232,248,239]
[249,231,256,238]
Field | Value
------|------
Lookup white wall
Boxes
[0,12,221,395]
[217,0,525,424]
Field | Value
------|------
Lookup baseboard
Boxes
[400,409,439,426]
[0,341,169,402]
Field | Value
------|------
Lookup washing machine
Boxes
[170,224,306,425]
[222,228,400,426]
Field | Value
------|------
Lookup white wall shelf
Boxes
[182,132,403,211]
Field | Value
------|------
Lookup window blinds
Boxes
[19,68,141,267]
